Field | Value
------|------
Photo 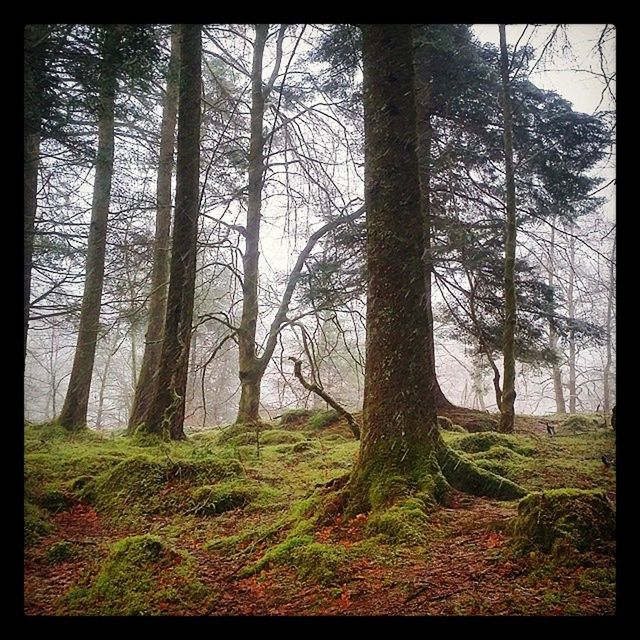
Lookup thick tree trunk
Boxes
[58,30,118,430]
[547,225,567,414]
[567,235,577,414]
[498,25,517,434]
[143,24,202,440]
[236,24,269,424]
[347,24,440,512]
[128,27,180,434]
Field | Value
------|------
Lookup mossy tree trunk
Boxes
[347,24,441,512]
[236,24,269,424]
[58,27,119,430]
[142,24,202,440]
[498,24,517,434]
[128,26,180,434]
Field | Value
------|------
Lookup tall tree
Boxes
[142,24,202,440]
[236,23,269,424]
[58,26,121,430]
[498,24,517,433]
[128,26,181,434]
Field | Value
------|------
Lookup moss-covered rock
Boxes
[189,482,255,515]
[471,445,525,462]
[260,430,308,445]
[463,416,498,433]
[279,408,314,427]
[63,535,197,615]
[560,415,602,433]
[305,409,340,431]
[511,489,616,555]
[453,432,535,457]
[437,416,467,433]
[216,421,272,446]
[36,486,76,513]
[45,540,77,564]
[25,501,52,546]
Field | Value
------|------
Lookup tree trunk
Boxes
[128,27,180,434]
[603,232,615,416]
[547,225,567,414]
[58,29,119,430]
[236,24,269,424]
[498,25,517,434]
[567,235,577,414]
[24,25,44,369]
[347,24,440,512]
[142,24,202,440]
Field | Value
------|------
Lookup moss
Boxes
[279,408,314,426]
[291,440,320,454]
[511,488,616,555]
[463,416,498,433]
[453,432,535,456]
[305,409,340,431]
[260,430,308,445]
[437,416,467,433]
[365,497,431,544]
[45,540,76,564]
[36,486,75,513]
[189,481,255,515]
[560,415,602,433]
[471,445,525,461]
[245,534,347,584]
[63,535,187,615]
[25,501,52,546]
[436,444,527,500]
[84,455,244,517]
[216,421,272,446]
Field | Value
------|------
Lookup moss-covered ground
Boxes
[24,411,616,616]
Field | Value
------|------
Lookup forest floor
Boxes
[24,410,616,616]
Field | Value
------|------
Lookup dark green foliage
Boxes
[25,501,52,546]
[45,540,77,564]
[511,489,616,555]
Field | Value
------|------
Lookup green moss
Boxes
[511,488,616,555]
[436,444,527,500]
[366,497,431,544]
[24,501,52,546]
[560,415,603,433]
[244,534,347,584]
[260,430,308,445]
[45,540,76,564]
[84,455,244,517]
[279,409,314,426]
[216,421,272,446]
[64,535,187,615]
[463,416,498,433]
[453,432,535,457]
[36,486,75,512]
[437,416,467,433]
[471,445,525,461]
[305,409,340,431]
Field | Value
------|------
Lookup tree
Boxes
[58,26,122,430]
[497,24,518,433]
[345,24,524,515]
[142,24,202,440]
[128,26,181,433]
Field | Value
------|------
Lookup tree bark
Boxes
[143,24,202,440]
[128,26,180,434]
[347,24,440,512]
[498,24,517,434]
[547,224,567,414]
[567,235,577,414]
[236,24,269,424]
[603,232,615,416]
[58,28,119,430]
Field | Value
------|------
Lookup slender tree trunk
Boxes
[498,24,517,434]
[547,225,567,414]
[347,24,440,512]
[603,233,615,415]
[58,30,119,430]
[95,341,116,431]
[567,235,577,414]
[143,24,202,440]
[128,27,180,433]
[24,25,43,369]
[236,24,269,424]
